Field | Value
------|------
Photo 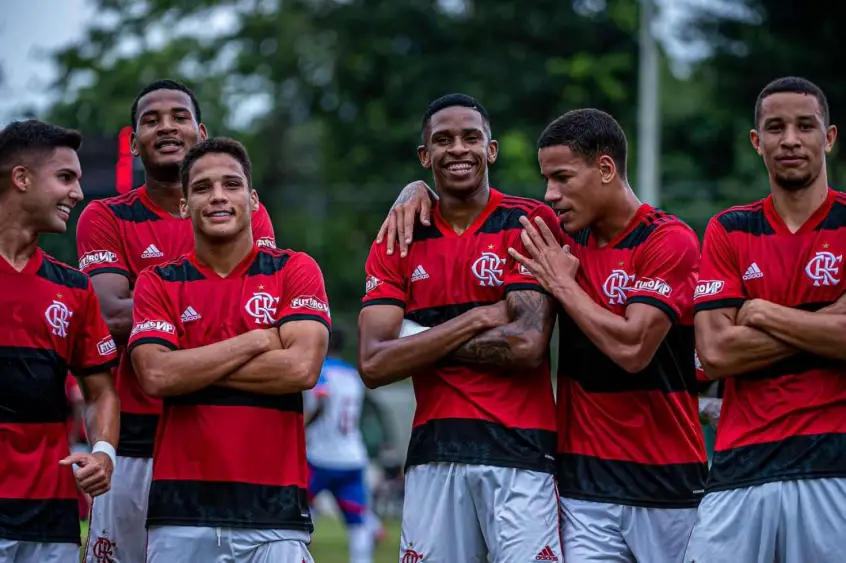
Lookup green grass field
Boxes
[81,517,401,563]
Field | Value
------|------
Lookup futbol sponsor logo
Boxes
[365,275,382,294]
[79,250,118,271]
[694,280,725,299]
[291,295,330,316]
[130,319,176,337]
[633,276,672,297]
[256,236,276,249]
[97,336,117,356]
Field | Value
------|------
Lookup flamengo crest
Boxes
[245,292,280,324]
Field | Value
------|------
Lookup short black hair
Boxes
[0,120,82,190]
[180,137,252,195]
[754,76,829,127]
[130,79,202,129]
[537,109,628,176]
[421,93,490,141]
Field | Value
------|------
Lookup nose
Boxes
[210,183,229,203]
[155,115,178,135]
[544,182,561,204]
[447,137,470,156]
[69,181,84,202]
[781,124,801,148]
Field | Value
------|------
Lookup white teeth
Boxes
[209,211,231,217]
[57,205,71,214]
[448,163,472,172]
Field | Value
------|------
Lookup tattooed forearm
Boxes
[451,291,555,369]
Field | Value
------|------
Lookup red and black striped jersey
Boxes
[695,188,846,491]
[76,185,276,458]
[127,246,330,531]
[362,189,558,473]
[0,249,117,544]
[557,204,707,508]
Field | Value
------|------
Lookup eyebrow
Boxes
[140,106,193,119]
[57,168,80,178]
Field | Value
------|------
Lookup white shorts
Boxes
[400,462,562,563]
[560,496,697,563]
[0,539,79,562]
[84,456,152,563]
[146,526,313,563]
[684,478,846,563]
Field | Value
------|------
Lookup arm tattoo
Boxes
[452,290,555,368]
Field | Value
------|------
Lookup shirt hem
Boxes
[406,456,555,474]
[557,489,702,509]
[146,518,313,532]
[706,470,846,493]
[0,531,80,545]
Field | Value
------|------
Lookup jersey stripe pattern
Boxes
[695,189,846,492]
[76,185,276,458]
[127,247,330,530]
[557,204,708,508]
[362,189,558,473]
[0,249,117,543]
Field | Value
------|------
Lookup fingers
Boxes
[59,453,88,466]
[508,248,536,272]
[534,217,560,247]
[420,194,432,227]
[520,229,542,260]
[78,474,110,497]
[385,209,398,255]
[376,216,389,244]
[518,216,545,252]
[399,204,415,258]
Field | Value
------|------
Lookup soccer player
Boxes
[304,326,374,563]
[129,138,329,562]
[76,79,276,562]
[379,108,707,562]
[685,77,846,562]
[0,120,119,562]
[358,94,562,563]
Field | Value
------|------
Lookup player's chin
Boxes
[775,171,814,191]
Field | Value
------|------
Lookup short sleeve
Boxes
[503,204,566,294]
[361,240,407,308]
[69,283,119,376]
[127,270,180,355]
[627,223,700,323]
[76,201,130,277]
[275,253,332,331]
[251,203,277,249]
[694,217,745,313]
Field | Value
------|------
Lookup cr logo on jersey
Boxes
[45,300,72,338]
[805,250,842,286]
[472,252,505,287]
[602,269,634,305]
[246,292,280,324]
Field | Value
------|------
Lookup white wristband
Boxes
[92,441,117,467]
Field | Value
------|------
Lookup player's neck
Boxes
[769,174,829,233]
[435,182,490,234]
[590,184,642,247]
[144,177,184,216]
[0,210,39,270]
[194,232,255,277]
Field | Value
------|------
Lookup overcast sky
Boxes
[0,0,714,124]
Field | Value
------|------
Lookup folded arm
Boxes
[451,290,556,369]
[91,274,134,344]
[358,303,501,388]
[694,307,796,380]
[744,299,846,360]
[217,320,329,394]
[131,329,274,398]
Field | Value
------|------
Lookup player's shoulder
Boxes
[623,207,696,249]
[146,253,194,283]
[255,247,320,275]
[708,198,767,234]
[38,251,91,291]
[496,192,552,219]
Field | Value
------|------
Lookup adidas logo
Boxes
[141,244,164,259]
[181,306,201,323]
[742,262,763,281]
[411,265,429,282]
[535,545,559,561]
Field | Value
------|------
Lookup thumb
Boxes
[562,244,571,254]
[59,453,88,466]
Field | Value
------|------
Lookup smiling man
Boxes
[358,93,562,563]
[0,120,119,563]
[686,77,846,563]
[128,137,329,562]
[76,80,277,563]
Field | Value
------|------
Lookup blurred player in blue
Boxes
[305,327,378,563]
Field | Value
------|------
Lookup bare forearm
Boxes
[753,304,846,360]
[217,350,314,395]
[84,388,119,447]
[701,325,796,379]
[136,331,268,397]
[452,291,553,369]
[361,312,488,387]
